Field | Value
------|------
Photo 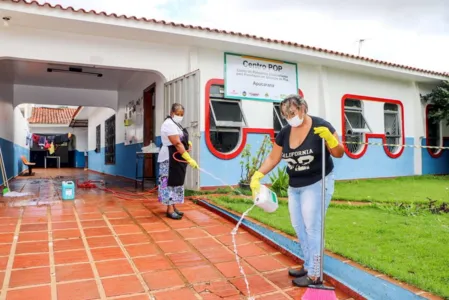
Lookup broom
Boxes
[302,139,337,300]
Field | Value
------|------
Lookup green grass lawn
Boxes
[207,196,449,299]
[333,175,449,203]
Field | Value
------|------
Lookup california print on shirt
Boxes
[282,149,315,172]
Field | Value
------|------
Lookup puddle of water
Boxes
[198,167,255,300]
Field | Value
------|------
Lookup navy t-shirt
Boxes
[275,116,336,188]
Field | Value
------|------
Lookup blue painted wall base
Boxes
[0,137,30,186]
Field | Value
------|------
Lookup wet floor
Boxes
[0,168,351,299]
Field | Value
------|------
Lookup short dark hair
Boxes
[171,103,184,113]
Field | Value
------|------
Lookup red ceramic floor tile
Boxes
[0,244,11,256]
[264,270,293,290]
[83,227,111,237]
[20,224,47,232]
[257,293,290,299]
[110,295,150,300]
[197,247,235,264]
[256,242,280,254]
[16,241,50,254]
[153,287,198,300]
[81,219,107,228]
[87,236,118,248]
[21,217,47,224]
[167,252,207,268]
[216,234,253,246]
[285,288,307,299]
[272,253,300,267]
[0,233,14,243]
[233,243,267,258]
[9,266,51,288]
[214,261,256,278]
[150,231,179,242]
[0,218,17,226]
[18,231,48,243]
[188,237,222,250]
[52,229,81,240]
[142,269,185,290]
[141,222,170,233]
[56,263,94,282]
[177,228,209,239]
[105,211,129,219]
[193,280,240,299]
[230,275,276,296]
[57,280,100,300]
[54,249,89,265]
[13,253,49,269]
[102,275,145,297]
[51,215,76,222]
[52,222,78,230]
[114,225,142,235]
[96,259,134,277]
[245,255,286,272]
[78,213,103,220]
[109,218,134,226]
[166,218,195,229]
[125,244,158,257]
[6,285,51,300]
[157,240,190,253]
[0,225,17,233]
[91,247,126,261]
[53,238,84,252]
[133,255,172,273]
[179,265,223,283]
[0,257,8,269]
[119,234,150,245]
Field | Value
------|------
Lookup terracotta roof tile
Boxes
[28,107,78,124]
[6,0,449,78]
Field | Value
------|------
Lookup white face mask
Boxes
[172,115,183,123]
[286,115,304,127]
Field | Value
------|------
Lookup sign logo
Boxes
[242,91,247,96]
[265,93,269,98]
[249,92,259,97]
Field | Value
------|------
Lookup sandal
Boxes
[288,266,307,278]
[292,276,322,287]
[174,209,184,216]
[166,211,182,220]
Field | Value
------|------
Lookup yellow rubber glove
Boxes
[314,127,339,149]
[250,171,265,198]
[188,141,193,147]
[181,151,199,169]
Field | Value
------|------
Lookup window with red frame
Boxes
[426,106,442,155]
[343,99,372,154]
[383,103,401,153]
[209,84,247,153]
[273,102,286,137]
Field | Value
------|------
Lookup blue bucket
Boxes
[61,181,75,200]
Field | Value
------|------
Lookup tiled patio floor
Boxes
[0,169,351,299]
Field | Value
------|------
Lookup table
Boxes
[135,152,158,190]
[45,156,60,169]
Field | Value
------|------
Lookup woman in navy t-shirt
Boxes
[250,94,344,287]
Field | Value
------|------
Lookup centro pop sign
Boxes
[224,53,298,101]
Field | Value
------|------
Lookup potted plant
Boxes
[239,135,272,190]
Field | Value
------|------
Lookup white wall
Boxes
[29,126,88,151]
[0,83,14,142]
[13,107,30,149]
[14,85,118,110]
[88,107,116,151]
[0,26,190,83]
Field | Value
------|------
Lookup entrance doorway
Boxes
[143,85,155,177]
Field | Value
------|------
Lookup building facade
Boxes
[0,0,447,189]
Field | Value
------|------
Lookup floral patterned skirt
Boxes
[157,160,185,205]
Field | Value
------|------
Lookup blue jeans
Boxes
[287,172,335,278]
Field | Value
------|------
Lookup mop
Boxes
[302,139,337,300]
[0,147,33,198]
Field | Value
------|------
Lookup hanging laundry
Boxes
[54,135,62,145]
[44,141,50,150]
[48,142,55,155]
[32,134,40,143]
[68,134,76,151]
[47,136,55,143]
[38,136,46,147]
[25,132,31,146]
